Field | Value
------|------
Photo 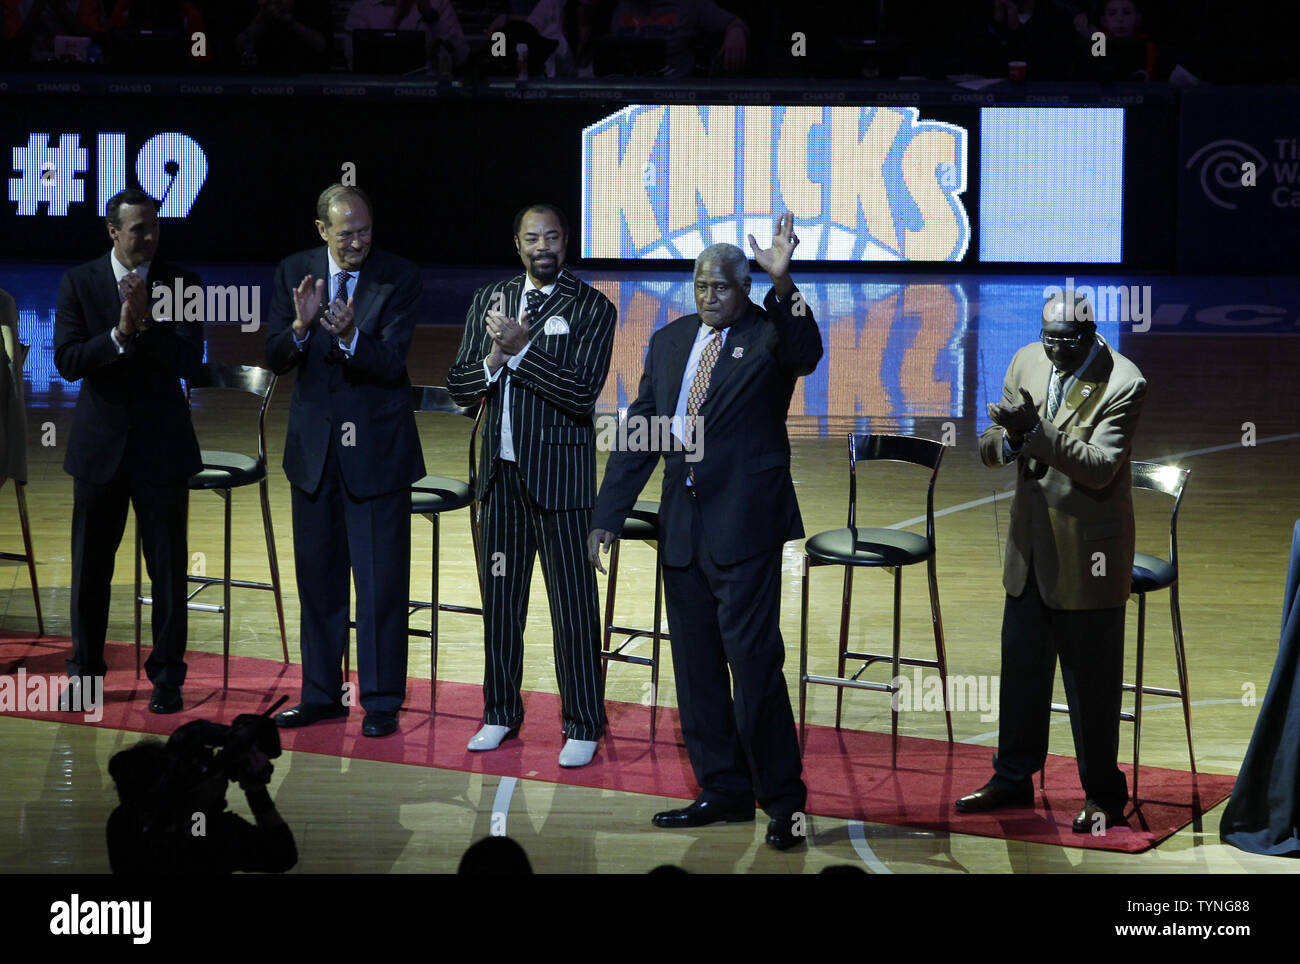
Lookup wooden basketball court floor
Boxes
[2,268,1298,875]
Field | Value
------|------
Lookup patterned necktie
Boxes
[334,271,351,306]
[686,328,723,451]
[1046,369,1066,420]
[525,288,545,320]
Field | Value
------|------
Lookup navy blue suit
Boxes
[593,288,821,818]
[54,253,203,691]
[265,247,425,714]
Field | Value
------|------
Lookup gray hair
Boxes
[694,243,750,284]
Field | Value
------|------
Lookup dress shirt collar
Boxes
[110,250,151,285]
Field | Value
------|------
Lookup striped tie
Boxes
[1046,369,1066,420]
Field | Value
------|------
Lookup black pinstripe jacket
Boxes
[447,268,617,511]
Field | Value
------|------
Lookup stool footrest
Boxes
[1121,683,1184,698]
[804,673,897,694]
[601,651,655,668]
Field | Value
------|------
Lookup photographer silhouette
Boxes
[107,710,298,874]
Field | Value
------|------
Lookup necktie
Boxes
[334,271,351,306]
[686,328,723,452]
[525,288,545,320]
[1046,369,1066,420]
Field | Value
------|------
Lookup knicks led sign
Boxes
[582,105,970,262]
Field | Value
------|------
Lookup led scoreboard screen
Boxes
[581,104,1126,265]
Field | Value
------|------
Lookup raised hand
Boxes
[321,295,355,344]
[748,210,800,296]
[486,306,529,356]
[292,275,325,336]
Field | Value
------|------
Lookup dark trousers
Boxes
[993,568,1128,812]
[67,471,189,691]
[660,491,807,819]
[290,444,410,714]
[479,461,605,740]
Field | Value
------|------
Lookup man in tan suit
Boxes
[955,292,1146,832]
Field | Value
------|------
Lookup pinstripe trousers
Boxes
[480,461,606,740]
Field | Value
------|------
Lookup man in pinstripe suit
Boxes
[447,204,617,768]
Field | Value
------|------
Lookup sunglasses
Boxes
[1040,331,1090,349]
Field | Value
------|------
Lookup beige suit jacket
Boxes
[980,336,1146,610]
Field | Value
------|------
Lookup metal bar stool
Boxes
[345,390,486,713]
[135,363,288,688]
[601,499,667,743]
[1044,462,1193,802]
[799,433,953,768]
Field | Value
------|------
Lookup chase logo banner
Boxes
[582,105,969,262]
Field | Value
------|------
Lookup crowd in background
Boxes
[1,0,1295,84]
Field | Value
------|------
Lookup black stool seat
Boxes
[805,526,932,567]
[411,475,473,514]
[191,450,265,490]
[1132,552,1176,593]
[622,501,661,540]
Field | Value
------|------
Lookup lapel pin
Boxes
[1080,386,1092,398]
[732,346,744,359]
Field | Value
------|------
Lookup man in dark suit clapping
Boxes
[54,188,203,715]
[448,203,616,768]
[588,212,821,849]
[265,184,425,738]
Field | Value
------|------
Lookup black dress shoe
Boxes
[149,689,183,715]
[362,712,398,738]
[1072,800,1128,834]
[954,780,1034,813]
[274,702,348,728]
[766,814,807,851]
[652,798,754,828]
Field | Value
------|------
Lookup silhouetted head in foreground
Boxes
[458,835,533,874]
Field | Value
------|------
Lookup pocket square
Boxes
[543,316,570,335]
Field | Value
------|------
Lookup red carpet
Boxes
[0,632,1234,853]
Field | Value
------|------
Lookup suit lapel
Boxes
[1054,341,1113,430]
[99,255,121,331]
[660,318,699,409]
[351,262,379,333]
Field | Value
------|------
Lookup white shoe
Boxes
[558,738,598,768]
[468,724,517,751]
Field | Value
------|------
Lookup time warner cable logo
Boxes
[582,105,969,262]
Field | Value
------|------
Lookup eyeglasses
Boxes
[1040,331,1090,349]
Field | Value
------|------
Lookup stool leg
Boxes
[602,539,621,676]
[1133,593,1146,803]
[223,490,232,690]
[650,546,663,744]
[134,516,142,679]
[1169,582,1195,774]
[927,553,953,743]
[835,566,853,730]
[799,555,810,749]
[891,566,902,770]
[430,513,440,714]
[16,483,43,635]
[259,478,289,663]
